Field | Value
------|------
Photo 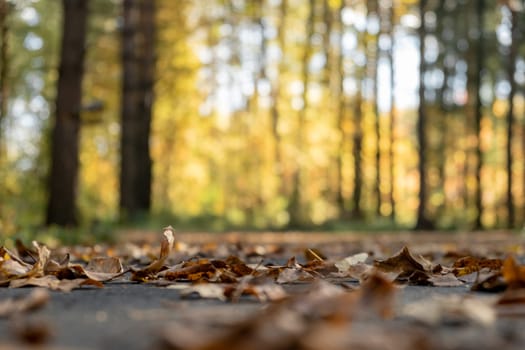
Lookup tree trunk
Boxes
[370,0,382,216]
[352,89,364,219]
[335,0,347,216]
[46,0,88,227]
[0,0,8,158]
[473,0,485,229]
[388,1,396,221]
[119,0,156,220]
[288,0,314,227]
[505,7,517,228]
[351,4,366,220]
[415,0,434,230]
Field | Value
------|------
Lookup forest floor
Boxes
[1,230,525,349]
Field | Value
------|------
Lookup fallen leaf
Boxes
[358,271,397,318]
[402,295,495,326]
[0,289,49,318]
[9,275,100,292]
[496,288,525,317]
[176,283,227,301]
[131,226,175,281]
[27,241,51,277]
[502,255,525,289]
[304,248,325,262]
[160,261,218,281]
[374,246,433,275]
[15,239,37,264]
[276,267,314,284]
[83,257,125,281]
[453,256,503,277]
[471,272,507,293]
[0,247,33,281]
[10,316,53,345]
[334,252,369,273]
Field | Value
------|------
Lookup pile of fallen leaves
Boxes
[2,227,525,349]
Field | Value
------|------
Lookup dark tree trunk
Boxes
[0,0,9,158]
[288,0,314,227]
[473,0,485,229]
[505,7,517,228]
[271,0,286,197]
[46,0,88,227]
[370,0,382,216]
[119,0,156,220]
[415,0,434,230]
[351,2,367,220]
[388,1,396,221]
[335,0,347,216]
[351,89,364,219]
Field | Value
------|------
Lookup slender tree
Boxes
[351,2,366,219]
[288,0,315,227]
[335,0,348,216]
[46,0,89,226]
[0,0,8,156]
[270,0,286,198]
[505,5,518,228]
[472,0,485,229]
[388,1,396,221]
[415,0,434,229]
[368,0,382,216]
[119,0,156,220]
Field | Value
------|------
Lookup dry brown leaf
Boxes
[304,248,326,262]
[175,283,227,301]
[374,246,433,274]
[27,241,51,277]
[160,261,218,281]
[9,275,100,292]
[83,257,125,281]
[224,256,254,276]
[471,272,507,292]
[496,288,525,317]
[276,267,314,284]
[502,255,525,289]
[334,252,369,272]
[0,247,33,282]
[131,226,175,281]
[15,239,37,264]
[402,295,495,326]
[358,271,397,318]
[0,289,49,318]
[10,315,53,345]
[453,256,503,277]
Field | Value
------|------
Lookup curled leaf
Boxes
[131,226,175,281]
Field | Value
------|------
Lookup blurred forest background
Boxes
[0,0,524,238]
